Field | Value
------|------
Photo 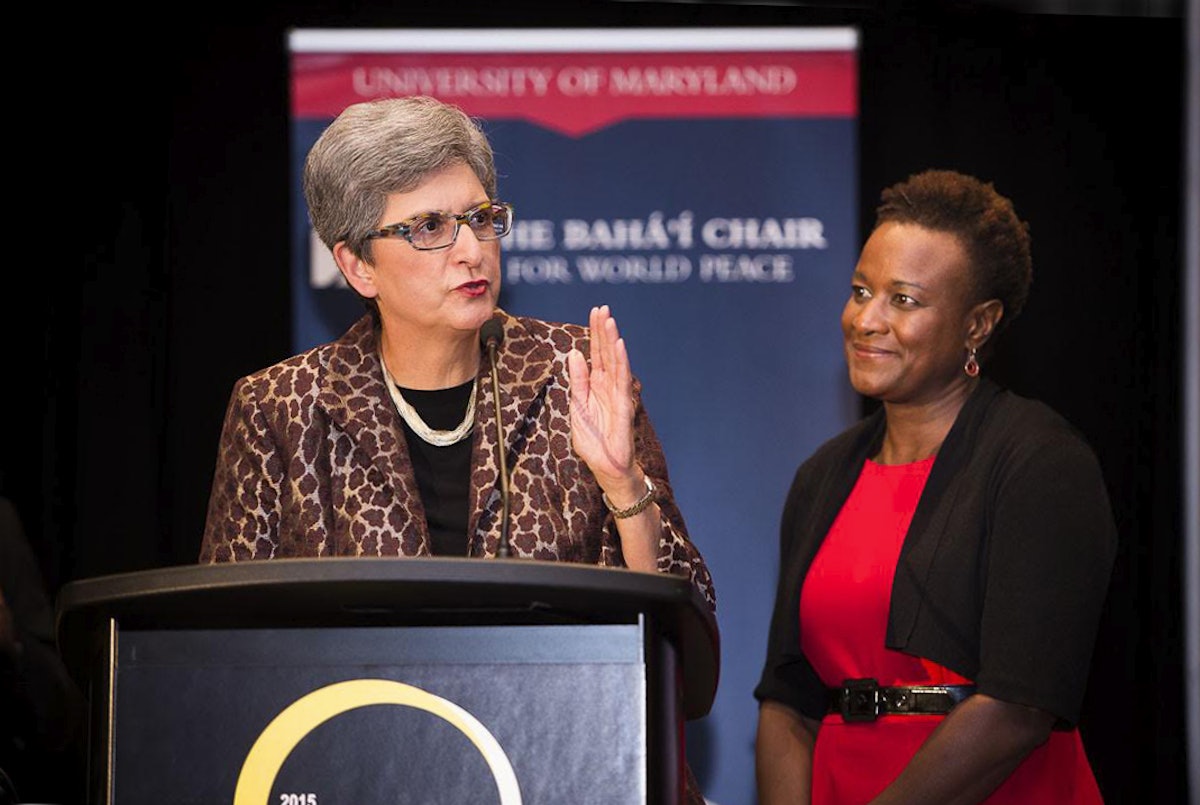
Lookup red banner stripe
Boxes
[292,51,857,136]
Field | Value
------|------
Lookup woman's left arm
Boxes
[874,414,1117,803]
[869,693,1054,805]
[567,306,714,607]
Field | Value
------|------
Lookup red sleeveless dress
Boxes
[799,457,1104,804]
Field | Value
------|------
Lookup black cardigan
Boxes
[753,379,1117,726]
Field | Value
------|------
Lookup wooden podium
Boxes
[55,558,719,805]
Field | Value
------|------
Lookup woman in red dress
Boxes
[754,169,1115,804]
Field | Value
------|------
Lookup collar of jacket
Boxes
[312,309,565,555]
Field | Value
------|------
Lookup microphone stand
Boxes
[482,321,512,558]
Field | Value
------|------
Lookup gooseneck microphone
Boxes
[479,316,512,558]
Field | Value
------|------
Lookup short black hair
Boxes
[876,169,1033,333]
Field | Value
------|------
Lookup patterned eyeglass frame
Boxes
[365,201,514,251]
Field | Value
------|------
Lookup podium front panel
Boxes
[112,623,649,805]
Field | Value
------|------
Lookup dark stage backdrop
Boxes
[32,4,1187,804]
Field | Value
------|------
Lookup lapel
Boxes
[467,309,563,556]
[887,378,1003,645]
[314,314,431,554]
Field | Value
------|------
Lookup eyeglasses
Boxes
[366,201,514,251]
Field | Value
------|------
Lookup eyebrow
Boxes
[392,200,492,222]
[851,271,928,291]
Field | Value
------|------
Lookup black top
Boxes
[754,379,1117,726]
[397,379,474,557]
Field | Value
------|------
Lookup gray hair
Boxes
[302,96,498,261]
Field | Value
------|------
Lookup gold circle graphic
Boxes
[233,678,522,804]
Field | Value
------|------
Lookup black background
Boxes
[11,1,1189,801]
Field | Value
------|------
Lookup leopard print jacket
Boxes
[199,309,716,612]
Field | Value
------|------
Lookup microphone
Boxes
[480,316,512,558]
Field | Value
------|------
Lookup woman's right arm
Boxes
[755,459,831,804]
[199,379,283,562]
[756,699,821,804]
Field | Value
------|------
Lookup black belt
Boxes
[829,678,976,723]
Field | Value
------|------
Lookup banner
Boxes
[289,27,858,804]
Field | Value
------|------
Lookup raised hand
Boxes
[567,305,644,503]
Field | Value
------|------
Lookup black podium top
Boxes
[56,557,719,718]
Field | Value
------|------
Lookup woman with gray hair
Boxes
[199,95,715,801]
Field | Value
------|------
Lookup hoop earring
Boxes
[964,347,980,378]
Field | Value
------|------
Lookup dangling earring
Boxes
[964,347,980,378]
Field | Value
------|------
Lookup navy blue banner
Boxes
[289,29,858,804]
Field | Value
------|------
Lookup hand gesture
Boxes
[567,306,642,499]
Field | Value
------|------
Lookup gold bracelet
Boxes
[602,475,656,519]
